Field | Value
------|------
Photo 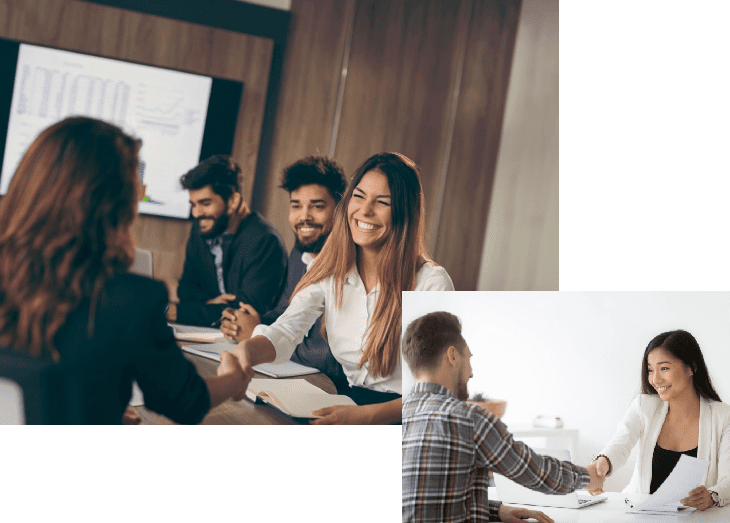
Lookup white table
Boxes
[489,488,730,522]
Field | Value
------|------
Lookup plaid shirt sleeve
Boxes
[472,407,590,495]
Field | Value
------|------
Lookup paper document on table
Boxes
[629,455,708,513]
[180,341,235,361]
[169,323,225,343]
[254,360,319,378]
[244,378,356,418]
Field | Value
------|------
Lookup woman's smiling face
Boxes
[348,170,392,251]
[647,347,695,401]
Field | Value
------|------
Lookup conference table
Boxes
[488,488,730,522]
[132,350,337,425]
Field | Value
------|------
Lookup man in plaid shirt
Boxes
[402,312,605,522]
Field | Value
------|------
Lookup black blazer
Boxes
[50,273,211,424]
[177,211,288,326]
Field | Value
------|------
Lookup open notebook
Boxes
[180,341,320,378]
[245,378,356,419]
[168,323,225,343]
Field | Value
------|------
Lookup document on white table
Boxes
[628,455,708,514]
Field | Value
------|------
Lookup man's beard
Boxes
[199,212,229,239]
[456,376,469,402]
[295,229,330,253]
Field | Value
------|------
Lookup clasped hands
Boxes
[219,301,260,342]
[587,456,714,511]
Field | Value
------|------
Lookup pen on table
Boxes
[624,498,633,508]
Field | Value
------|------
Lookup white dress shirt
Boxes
[252,262,454,393]
[600,394,730,506]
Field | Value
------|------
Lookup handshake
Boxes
[586,455,610,495]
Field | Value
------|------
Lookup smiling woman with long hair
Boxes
[589,330,729,509]
[0,116,247,424]
[233,152,454,424]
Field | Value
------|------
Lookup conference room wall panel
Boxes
[432,0,522,291]
[478,0,559,291]
[332,0,469,256]
[260,0,355,252]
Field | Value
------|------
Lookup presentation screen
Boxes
[0,39,243,219]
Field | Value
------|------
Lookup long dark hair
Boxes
[641,330,722,402]
[293,152,431,378]
[0,117,140,359]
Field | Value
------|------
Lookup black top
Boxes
[177,211,288,326]
[650,443,698,494]
[51,273,210,424]
[261,244,348,390]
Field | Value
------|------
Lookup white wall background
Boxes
[402,291,730,492]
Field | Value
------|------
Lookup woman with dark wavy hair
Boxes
[0,116,248,424]
[590,330,729,510]
[233,152,454,424]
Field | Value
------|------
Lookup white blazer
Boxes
[600,394,730,506]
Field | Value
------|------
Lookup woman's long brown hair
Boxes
[293,152,431,378]
[0,117,139,359]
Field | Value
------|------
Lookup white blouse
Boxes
[252,262,454,393]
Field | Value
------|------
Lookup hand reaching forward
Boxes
[122,406,141,425]
[498,504,554,523]
[586,460,607,495]
[206,293,236,305]
[681,486,714,511]
[310,405,372,425]
[217,350,251,401]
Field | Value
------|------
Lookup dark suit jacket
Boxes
[177,211,287,326]
[51,273,211,424]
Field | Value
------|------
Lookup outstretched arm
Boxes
[475,410,593,495]
[231,335,277,371]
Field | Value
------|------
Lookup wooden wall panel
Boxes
[0,0,274,298]
[260,0,355,252]
[478,0,558,290]
[433,0,522,290]
[333,0,470,251]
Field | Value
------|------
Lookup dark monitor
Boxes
[0,38,243,220]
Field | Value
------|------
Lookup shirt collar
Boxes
[205,229,232,247]
[301,251,315,268]
[345,267,360,285]
[343,268,381,294]
[409,381,457,399]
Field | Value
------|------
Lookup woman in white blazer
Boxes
[590,330,730,510]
